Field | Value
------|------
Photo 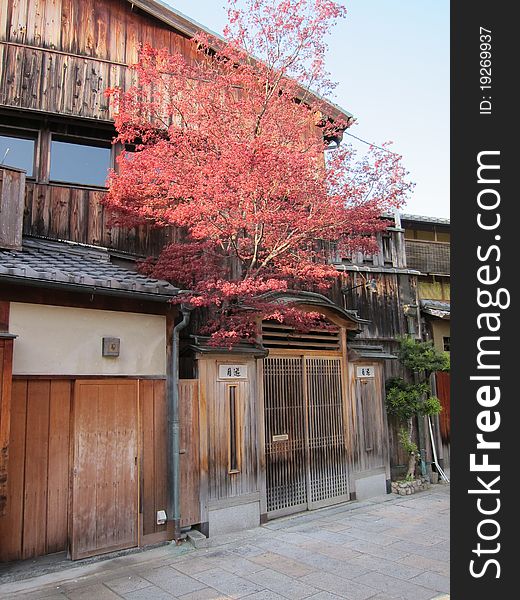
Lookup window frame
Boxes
[48,132,114,189]
[0,125,39,178]
[227,384,242,474]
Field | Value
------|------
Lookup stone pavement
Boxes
[0,485,450,600]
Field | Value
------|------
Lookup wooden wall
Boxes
[334,273,418,343]
[0,0,198,121]
[23,181,169,256]
[436,371,450,444]
[0,379,72,561]
[0,376,200,562]
[346,362,388,476]
[0,166,25,250]
[0,337,14,518]
[198,356,259,514]
[179,379,200,528]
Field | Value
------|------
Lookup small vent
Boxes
[262,321,341,351]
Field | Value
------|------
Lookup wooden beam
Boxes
[0,337,14,517]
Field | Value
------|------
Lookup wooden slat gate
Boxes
[264,356,350,518]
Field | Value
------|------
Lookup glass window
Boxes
[50,137,111,187]
[443,337,451,352]
[228,385,241,473]
[0,133,35,176]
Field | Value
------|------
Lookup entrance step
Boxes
[186,529,209,549]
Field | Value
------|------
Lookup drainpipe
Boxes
[168,305,191,543]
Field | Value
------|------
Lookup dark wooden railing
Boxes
[405,240,450,275]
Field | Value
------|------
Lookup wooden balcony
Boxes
[405,239,450,276]
[20,180,169,257]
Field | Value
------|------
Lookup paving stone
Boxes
[388,541,450,563]
[122,585,175,600]
[213,556,266,577]
[249,552,316,578]
[299,572,377,600]
[245,568,319,599]
[410,571,450,593]
[230,544,266,558]
[297,541,361,563]
[104,575,152,594]
[338,527,400,547]
[64,583,122,600]
[238,591,288,600]
[192,568,264,598]
[139,566,207,596]
[0,486,449,600]
[399,554,449,577]
[306,593,350,600]
[178,587,233,600]
[352,572,438,600]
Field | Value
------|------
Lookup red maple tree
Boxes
[105,0,412,345]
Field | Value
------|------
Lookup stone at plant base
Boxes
[391,478,431,496]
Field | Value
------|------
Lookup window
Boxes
[443,336,451,352]
[228,385,241,473]
[0,132,36,176]
[50,136,111,187]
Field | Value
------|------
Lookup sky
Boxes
[163,0,450,218]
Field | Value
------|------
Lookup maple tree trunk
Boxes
[406,417,416,479]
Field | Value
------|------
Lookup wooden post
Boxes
[0,301,15,517]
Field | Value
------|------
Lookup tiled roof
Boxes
[400,213,450,226]
[420,299,451,318]
[0,237,179,300]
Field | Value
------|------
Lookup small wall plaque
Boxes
[218,364,248,380]
[102,337,120,357]
[356,366,375,379]
[272,434,289,442]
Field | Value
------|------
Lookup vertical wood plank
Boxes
[179,379,200,527]
[71,381,98,558]
[0,340,13,517]
[153,380,167,530]
[139,379,155,536]
[46,380,71,554]
[22,380,50,559]
[9,0,29,44]
[0,379,27,561]
[71,380,138,559]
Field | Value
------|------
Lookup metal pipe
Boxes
[168,305,191,542]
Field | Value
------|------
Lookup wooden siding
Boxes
[0,166,25,250]
[0,337,14,517]
[333,273,416,342]
[140,379,168,539]
[71,379,138,559]
[0,379,72,561]
[23,181,168,255]
[406,240,450,275]
[0,377,198,562]
[436,371,450,443]
[179,379,201,527]
[347,362,388,475]
[0,0,198,121]
[198,357,259,512]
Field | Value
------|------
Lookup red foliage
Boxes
[105,0,412,345]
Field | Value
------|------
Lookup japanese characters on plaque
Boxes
[356,366,375,379]
[218,364,248,380]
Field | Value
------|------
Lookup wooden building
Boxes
[0,0,410,562]
[332,212,451,477]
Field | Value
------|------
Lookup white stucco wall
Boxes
[10,302,166,376]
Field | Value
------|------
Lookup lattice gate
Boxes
[264,356,350,517]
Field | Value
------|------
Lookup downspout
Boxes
[168,305,191,543]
